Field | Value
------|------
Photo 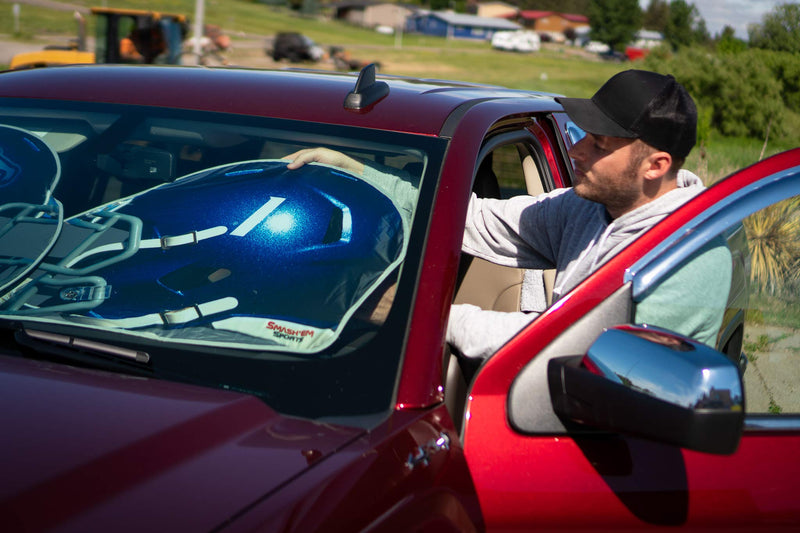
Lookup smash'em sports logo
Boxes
[266,320,316,343]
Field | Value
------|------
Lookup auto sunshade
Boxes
[1,160,407,354]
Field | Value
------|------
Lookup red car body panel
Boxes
[222,405,483,533]
[0,66,558,137]
[0,352,358,530]
[0,352,481,532]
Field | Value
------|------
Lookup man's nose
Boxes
[568,136,587,161]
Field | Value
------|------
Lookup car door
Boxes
[460,149,800,530]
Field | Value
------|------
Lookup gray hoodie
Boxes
[448,170,706,358]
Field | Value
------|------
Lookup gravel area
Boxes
[743,324,800,414]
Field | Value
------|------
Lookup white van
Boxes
[491,31,541,53]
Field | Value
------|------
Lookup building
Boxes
[332,1,415,29]
[474,1,518,19]
[406,11,521,40]
[512,11,589,42]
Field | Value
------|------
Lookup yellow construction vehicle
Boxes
[10,7,189,69]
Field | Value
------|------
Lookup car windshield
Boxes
[0,98,445,420]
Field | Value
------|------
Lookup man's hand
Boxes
[284,148,365,176]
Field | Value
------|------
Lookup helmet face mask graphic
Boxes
[0,125,63,293]
[1,160,407,354]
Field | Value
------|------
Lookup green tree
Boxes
[749,2,800,53]
[642,0,669,32]
[663,0,709,49]
[588,0,642,51]
[757,49,800,113]
[715,25,747,54]
[692,17,710,44]
[643,47,785,139]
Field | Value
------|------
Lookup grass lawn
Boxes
[687,134,797,185]
[1,0,796,182]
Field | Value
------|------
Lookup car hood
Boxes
[0,353,365,531]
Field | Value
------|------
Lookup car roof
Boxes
[0,65,563,137]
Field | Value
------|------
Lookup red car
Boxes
[0,64,798,531]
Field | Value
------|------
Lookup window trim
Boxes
[476,127,554,193]
[745,415,800,431]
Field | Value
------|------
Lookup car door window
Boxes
[447,135,553,429]
[453,136,553,315]
[740,197,800,414]
[489,143,532,198]
[474,158,800,533]
[634,234,734,349]
[633,195,800,415]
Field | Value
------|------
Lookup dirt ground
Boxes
[743,324,800,414]
[0,32,383,71]
[0,34,262,68]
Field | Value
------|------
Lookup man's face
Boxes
[567,133,646,217]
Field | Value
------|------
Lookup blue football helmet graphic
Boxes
[0,125,62,293]
[0,124,60,202]
[3,160,406,353]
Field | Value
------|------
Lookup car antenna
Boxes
[344,63,389,111]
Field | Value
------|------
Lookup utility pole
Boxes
[192,0,205,64]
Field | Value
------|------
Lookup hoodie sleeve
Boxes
[447,303,538,359]
[461,189,574,269]
[361,162,419,223]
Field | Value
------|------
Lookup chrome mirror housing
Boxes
[548,325,744,454]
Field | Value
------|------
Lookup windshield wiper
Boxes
[13,327,153,376]
[24,329,150,362]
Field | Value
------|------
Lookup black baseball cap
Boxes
[556,69,697,158]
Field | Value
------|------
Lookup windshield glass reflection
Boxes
[0,100,439,357]
[0,125,63,293]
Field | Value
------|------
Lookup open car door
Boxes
[461,149,800,530]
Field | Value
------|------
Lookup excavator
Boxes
[10,7,189,69]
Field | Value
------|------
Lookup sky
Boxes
[639,0,791,39]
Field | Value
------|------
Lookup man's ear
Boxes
[643,151,673,181]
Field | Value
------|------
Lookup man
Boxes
[285,70,729,358]
[448,69,730,358]
[120,32,144,63]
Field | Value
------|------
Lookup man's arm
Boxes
[447,304,538,359]
[285,147,365,175]
[284,147,418,220]
[461,189,574,270]
[286,148,569,271]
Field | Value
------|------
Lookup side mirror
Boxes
[548,325,744,455]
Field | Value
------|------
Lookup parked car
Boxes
[0,63,798,531]
[269,32,324,62]
[583,40,610,53]
[600,48,628,62]
[491,30,541,53]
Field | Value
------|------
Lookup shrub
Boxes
[643,46,794,139]
[755,49,800,113]
[743,197,800,295]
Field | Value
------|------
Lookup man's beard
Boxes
[574,155,642,216]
